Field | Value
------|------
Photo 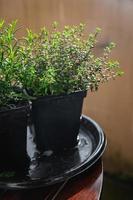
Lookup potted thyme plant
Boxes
[0,20,123,156]
[0,20,30,171]
[17,22,123,153]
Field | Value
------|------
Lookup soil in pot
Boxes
[31,91,87,153]
[0,103,30,172]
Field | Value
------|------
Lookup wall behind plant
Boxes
[0,0,132,174]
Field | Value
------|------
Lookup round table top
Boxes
[0,159,103,200]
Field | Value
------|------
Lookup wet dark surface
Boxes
[0,160,103,200]
[0,115,106,189]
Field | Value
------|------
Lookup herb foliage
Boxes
[0,21,123,107]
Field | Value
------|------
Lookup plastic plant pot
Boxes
[31,91,87,153]
[0,104,30,172]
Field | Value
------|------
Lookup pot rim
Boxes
[32,90,87,103]
[0,101,30,114]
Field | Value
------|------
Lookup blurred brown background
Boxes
[0,0,132,175]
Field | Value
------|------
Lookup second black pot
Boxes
[0,104,30,172]
[31,91,87,153]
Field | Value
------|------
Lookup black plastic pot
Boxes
[31,91,87,153]
[0,104,30,172]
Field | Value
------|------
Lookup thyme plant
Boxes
[0,21,123,107]
[19,23,123,97]
[0,20,25,107]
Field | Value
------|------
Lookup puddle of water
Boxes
[101,174,133,200]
